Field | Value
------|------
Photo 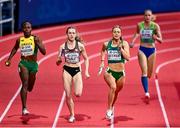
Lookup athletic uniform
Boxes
[139,21,157,96]
[106,40,125,81]
[18,35,38,73]
[139,21,156,58]
[63,41,81,77]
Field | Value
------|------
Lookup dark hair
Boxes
[21,21,31,28]
[112,25,123,41]
[75,36,83,42]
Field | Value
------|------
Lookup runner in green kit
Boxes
[5,21,46,115]
[130,10,163,103]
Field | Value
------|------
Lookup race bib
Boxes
[20,44,34,56]
[108,50,121,61]
[65,52,79,63]
[141,29,153,39]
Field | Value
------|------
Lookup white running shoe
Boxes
[145,92,150,103]
[145,92,150,98]
[106,109,113,120]
[68,115,75,123]
[22,108,30,115]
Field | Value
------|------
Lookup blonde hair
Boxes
[151,15,156,21]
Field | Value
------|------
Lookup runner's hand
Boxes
[98,66,103,76]
[5,60,11,67]
[85,72,90,79]
[129,42,134,48]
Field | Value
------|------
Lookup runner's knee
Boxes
[110,85,116,92]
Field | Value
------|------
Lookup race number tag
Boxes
[108,50,121,61]
[141,29,153,39]
[20,45,34,56]
[65,52,79,63]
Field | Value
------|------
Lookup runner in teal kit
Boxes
[130,10,163,103]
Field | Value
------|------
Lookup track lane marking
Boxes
[155,58,180,128]
[1,12,179,43]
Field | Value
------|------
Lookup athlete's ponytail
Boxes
[151,15,156,21]
[75,35,84,44]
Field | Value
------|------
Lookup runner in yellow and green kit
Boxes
[5,21,46,115]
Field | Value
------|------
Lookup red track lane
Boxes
[0,12,180,127]
[1,12,180,56]
[158,62,180,127]
[155,51,180,127]
[56,43,180,127]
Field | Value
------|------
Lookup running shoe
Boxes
[106,109,113,120]
[22,108,30,115]
[68,115,75,123]
[145,92,150,104]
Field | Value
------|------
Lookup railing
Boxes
[0,0,14,36]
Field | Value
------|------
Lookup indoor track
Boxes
[0,12,180,127]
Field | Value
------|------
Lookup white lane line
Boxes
[0,12,180,43]
[0,41,102,124]
[0,30,180,126]
[52,91,66,128]
[155,58,180,128]
[0,51,56,123]
[1,14,180,62]
[52,53,100,128]
[0,85,22,123]
[52,47,180,127]
[0,17,180,125]
[1,25,180,63]
[155,79,170,128]
[1,45,179,126]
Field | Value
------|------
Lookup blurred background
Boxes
[0,0,180,36]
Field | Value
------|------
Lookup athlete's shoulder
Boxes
[106,39,112,44]
[150,21,156,25]
[31,35,39,40]
[150,21,160,29]
[122,40,128,44]
[60,42,65,49]
[19,35,24,40]
[103,41,109,47]
[77,41,84,47]
[153,22,160,27]
[16,37,21,45]
[122,40,128,46]
[17,36,22,41]
[77,41,86,52]
[138,21,144,25]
